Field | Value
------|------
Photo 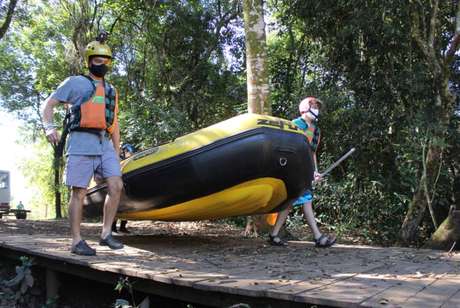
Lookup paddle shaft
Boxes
[320,148,356,177]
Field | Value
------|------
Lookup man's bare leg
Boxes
[302,201,322,240]
[101,176,123,239]
[270,205,292,237]
[68,187,87,247]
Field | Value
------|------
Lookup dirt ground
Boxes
[0,217,366,246]
[0,218,244,239]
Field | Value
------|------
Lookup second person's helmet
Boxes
[299,96,323,114]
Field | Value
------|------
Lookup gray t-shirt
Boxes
[51,76,116,156]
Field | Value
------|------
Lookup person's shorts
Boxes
[292,190,313,207]
[64,151,121,188]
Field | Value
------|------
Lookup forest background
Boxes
[0,0,459,249]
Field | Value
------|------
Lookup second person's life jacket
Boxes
[68,75,118,135]
[292,117,321,153]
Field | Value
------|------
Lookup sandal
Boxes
[268,234,287,246]
[314,234,336,248]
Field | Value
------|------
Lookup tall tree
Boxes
[243,0,273,234]
[0,0,19,40]
[401,1,460,247]
[243,0,270,114]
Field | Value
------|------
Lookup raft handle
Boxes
[279,157,288,166]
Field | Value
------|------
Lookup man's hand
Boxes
[45,128,60,145]
[313,171,323,183]
[42,97,61,146]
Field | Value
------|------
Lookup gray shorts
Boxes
[64,151,121,188]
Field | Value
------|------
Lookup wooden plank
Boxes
[360,276,442,308]
[441,289,460,308]
[401,276,460,308]
[293,272,411,308]
[193,253,389,300]
[293,261,455,308]
[360,262,459,307]
[0,237,94,266]
[264,263,386,302]
[192,276,285,297]
[167,270,230,287]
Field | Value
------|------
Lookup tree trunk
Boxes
[243,0,270,115]
[400,0,460,245]
[53,151,62,219]
[242,0,272,235]
[425,206,460,250]
[0,0,19,40]
[400,188,426,244]
[400,143,441,243]
[425,169,460,249]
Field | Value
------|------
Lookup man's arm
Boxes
[313,152,318,172]
[313,129,322,181]
[111,122,120,158]
[313,152,322,182]
[42,97,61,145]
[111,87,121,158]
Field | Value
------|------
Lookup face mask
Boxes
[89,64,109,77]
[307,108,319,120]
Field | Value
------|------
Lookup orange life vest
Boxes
[69,76,118,134]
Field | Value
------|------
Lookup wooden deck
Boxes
[1,230,460,307]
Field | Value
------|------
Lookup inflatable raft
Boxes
[84,113,314,221]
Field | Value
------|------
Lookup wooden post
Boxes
[46,269,59,300]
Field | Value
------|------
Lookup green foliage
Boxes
[113,276,150,308]
[111,0,245,147]
[0,1,82,218]
[314,175,409,245]
[114,276,135,307]
[0,256,34,306]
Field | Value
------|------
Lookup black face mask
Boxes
[89,64,109,77]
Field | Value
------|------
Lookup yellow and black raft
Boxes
[83,113,314,221]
